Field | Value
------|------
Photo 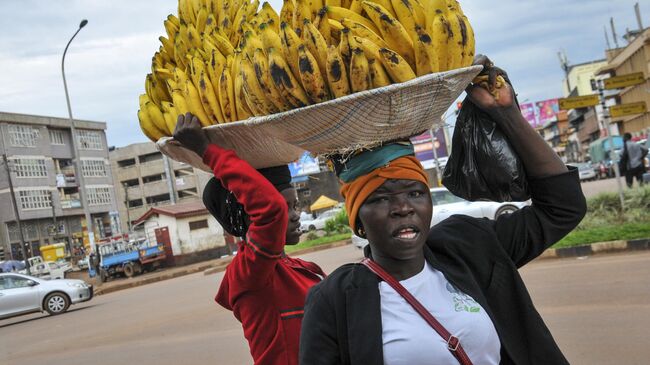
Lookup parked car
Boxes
[300,208,342,232]
[352,187,529,249]
[0,273,93,319]
[568,163,597,181]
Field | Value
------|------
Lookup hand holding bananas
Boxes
[173,113,211,156]
[465,55,517,119]
[139,0,476,142]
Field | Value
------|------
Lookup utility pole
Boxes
[2,154,31,274]
[123,183,132,232]
[597,80,625,212]
[429,129,441,187]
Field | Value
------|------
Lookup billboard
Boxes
[411,129,448,170]
[536,99,560,126]
[520,102,537,128]
[289,152,320,177]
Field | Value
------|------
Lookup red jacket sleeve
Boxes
[202,144,288,288]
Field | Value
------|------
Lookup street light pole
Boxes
[62,20,97,253]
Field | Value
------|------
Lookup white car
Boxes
[568,163,597,181]
[300,209,342,232]
[352,187,529,249]
[0,273,93,319]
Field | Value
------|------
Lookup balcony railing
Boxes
[56,173,78,188]
[61,198,82,209]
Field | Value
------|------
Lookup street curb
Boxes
[94,240,352,295]
[538,238,650,260]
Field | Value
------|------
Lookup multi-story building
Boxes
[109,142,212,234]
[598,27,650,137]
[0,112,118,261]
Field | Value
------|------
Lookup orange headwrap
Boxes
[340,156,430,234]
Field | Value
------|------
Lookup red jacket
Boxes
[202,145,325,365]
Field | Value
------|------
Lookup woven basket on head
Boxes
[157,65,482,170]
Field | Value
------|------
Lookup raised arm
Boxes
[466,57,586,266]
[173,114,287,286]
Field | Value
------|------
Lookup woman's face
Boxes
[358,179,433,261]
[281,188,302,245]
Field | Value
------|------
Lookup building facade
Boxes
[599,28,650,138]
[109,142,212,234]
[0,112,118,261]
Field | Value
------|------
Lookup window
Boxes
[87,187,112,206]
[8,125,38,147]
[189,219,209,231]
[118,158,136,168]
[81,159,107,177]
[0,275,33,290]
[49,129,65,145]
[12,158,47,178]
[77,130,103,150]
[19,189,52,210]
[139,152,163,164]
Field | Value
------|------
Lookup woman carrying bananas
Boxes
[173,114,326,365]
[299,56,587,365]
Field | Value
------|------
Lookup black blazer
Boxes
[300,168,586,365]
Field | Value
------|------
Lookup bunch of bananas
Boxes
[138,0,474,142]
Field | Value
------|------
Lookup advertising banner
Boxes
[520,102,537,128]
[536,99,560,126]
[289,152,320,177]
[411,129,448,170]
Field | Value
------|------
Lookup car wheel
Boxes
[123,262,136,278]
[495,205,518,218]
[309,225,316,231]
[99,269,109,283]
[44,292,70,315]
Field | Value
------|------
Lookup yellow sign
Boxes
[604,72,645,90]
[559,94,600,110]
[610,102,647,118]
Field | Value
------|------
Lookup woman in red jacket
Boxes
[173,114,325,365]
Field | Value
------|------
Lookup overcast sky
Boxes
[0,0,647,147]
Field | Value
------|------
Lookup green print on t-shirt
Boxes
[446,283,481,313]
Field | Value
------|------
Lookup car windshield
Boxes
[431,190,466,205]
[577,163,592,172]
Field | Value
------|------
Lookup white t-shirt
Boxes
[379,262,501,365]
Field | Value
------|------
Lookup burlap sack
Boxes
[157,65,482,171]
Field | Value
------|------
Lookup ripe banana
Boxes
[252,48,293,110]
[413,25,439,75]
[280,21,305,81]
[368,58,391,88]
[241,57,279,115]
[362,1,415,67]
[325,6,380,35]
[445,4,464,70]
[302,19,329,81]
[298,44,330,103]
[138,108,166,142]
[325,45,350,98]
[349,48,371,92]
[268,47,311,107]
[340,18,388,50]
[378,47,416,82]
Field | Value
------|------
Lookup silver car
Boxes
[0,273,93,319]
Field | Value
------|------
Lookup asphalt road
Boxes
[579,176,637,198]
[2,246,649,365]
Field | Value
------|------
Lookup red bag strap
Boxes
[361,258,474,365]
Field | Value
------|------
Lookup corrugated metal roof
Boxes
[134,201,208,224]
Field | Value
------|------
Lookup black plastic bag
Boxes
[441,98,529,202]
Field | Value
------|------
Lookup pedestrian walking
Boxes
[173,114,326,365]
[621,133,648,188]
[299,57,587,365]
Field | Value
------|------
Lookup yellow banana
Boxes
[144,101,171,135]
[187,24,203,49]
[232,51,254,120]
[259,22,284,54]
[198,70,223,124]
[349,48,371,93]
[138,109,166,142]
[164,15,180,40]
[280,0,295,28]
[461,14,475,67]
[204,14,219,36]
[293,0,312,34]
[308,0,324,19]
[258,2,280,33]
[242,30,264,59]
[353,35,382,61]
[378,47,416,82]
[325,45,350,98]
[424,0,447,31]
[413,25,439,75]
[241,57,279,115]
[368,58,391,88]
[183,79,212,127]
[209,31,235,57]
[302,19,329,82]
[172,90,191,117]
[445,6,464,70]
[390,0,418,43]
[349,0,363,14]
[430,13,450,71]
[340,19,388,50]
[362,1,415,67]
[218,57,237,122]
[316,7,332,45]
[280,22,304,81]
[159,36,175,61]
[297,44,329,103]
[268,47,311,107]
[252,48,293,110]
[325,6,380,35]
[160,101,179,133]
[339,27,355,65]
[196,6,209,34]
[326,0,341,7]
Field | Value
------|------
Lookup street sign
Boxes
[559,94,600,110]
[609,101,647,118]
[604,72,645,90]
